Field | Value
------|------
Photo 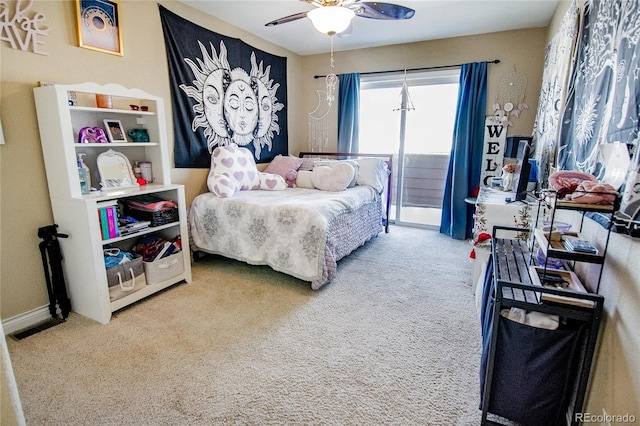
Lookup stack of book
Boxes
[119,220,151,236]
[563,237,598,254]
[97,201,119,240]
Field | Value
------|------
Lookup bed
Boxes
[188,150,392,289]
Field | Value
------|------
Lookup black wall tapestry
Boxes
[159,6,287,167]
[558,0,639,175]
[531,0,579,187]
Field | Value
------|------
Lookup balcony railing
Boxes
[391,153,449,208]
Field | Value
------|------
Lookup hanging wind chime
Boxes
[394,69,415,112]
[325,35,338,107]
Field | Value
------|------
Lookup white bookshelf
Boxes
[33,82,192,324]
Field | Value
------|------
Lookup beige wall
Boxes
[300,27,547,150]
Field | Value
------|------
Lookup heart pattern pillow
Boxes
[207,144,261,198]
[259,172,287,191]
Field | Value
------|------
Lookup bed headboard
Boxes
[298,152,393,233]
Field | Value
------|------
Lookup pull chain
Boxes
[325,35,337,107]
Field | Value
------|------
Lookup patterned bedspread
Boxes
[188,186,383,289]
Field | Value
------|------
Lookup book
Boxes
[99,207,109,240]
[119,221,151,236]
[563,237,598,254]
[106,205,118,238]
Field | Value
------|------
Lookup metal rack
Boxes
[480,226,605,425]
[531,189,620,293]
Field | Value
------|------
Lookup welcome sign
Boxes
[480,116,507,186]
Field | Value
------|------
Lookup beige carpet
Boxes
[7,225,482,425]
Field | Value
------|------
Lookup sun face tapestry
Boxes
[159,6,287,167]
[558,0,639,176]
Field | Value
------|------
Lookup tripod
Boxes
[38,225,71,320]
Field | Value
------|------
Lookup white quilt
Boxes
[188,186,380,286]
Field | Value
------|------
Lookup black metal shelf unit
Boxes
[479,226,605,426]
[531,189,620,294]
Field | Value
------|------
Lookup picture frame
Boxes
[75,0,123,56]
[103,119,127,143]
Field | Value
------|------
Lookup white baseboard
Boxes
[2,306,52,335]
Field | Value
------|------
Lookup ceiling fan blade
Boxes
[352,2,415,20]
[265,11,309,27]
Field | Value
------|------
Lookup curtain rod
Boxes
[313,59,500,79]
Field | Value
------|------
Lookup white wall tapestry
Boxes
[0,0,50,55]
[531,0,579,187]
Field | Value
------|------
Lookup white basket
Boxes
[106,254,147,301]
[144,250,184,285]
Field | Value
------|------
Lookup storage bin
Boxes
[144,251,184,285]
[486,317,585,426]
[106,253,147,301]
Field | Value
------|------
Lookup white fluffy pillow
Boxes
[311,163,355,192]
[295,170,315,189]
[207,144,260,198]
[314,159,359,188]
[356,158,390,193]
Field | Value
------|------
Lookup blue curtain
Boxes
[440,62,487,240]
[337,73,360,153]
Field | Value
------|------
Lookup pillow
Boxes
[264,155,303,187]
[259,172,287,191]
[311,163,355,192]
[314,159,359,188]
[207,144,260,198]
[295,170,315,189]
[356,158,390,193]
[298,157,318,171]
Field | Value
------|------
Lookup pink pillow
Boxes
[299,157,318,171]
[264,155,303,187]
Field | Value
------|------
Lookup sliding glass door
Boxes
[359,70,459,227]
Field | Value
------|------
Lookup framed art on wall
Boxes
[75,0,123,56]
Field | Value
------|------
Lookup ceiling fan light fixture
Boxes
[307,6,355,35]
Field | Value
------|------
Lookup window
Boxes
[359,70,459,227]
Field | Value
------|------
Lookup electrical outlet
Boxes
[136,117,146,125]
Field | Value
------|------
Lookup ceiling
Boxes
[177,0,561,56]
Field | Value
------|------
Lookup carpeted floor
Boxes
[7,225,482,425]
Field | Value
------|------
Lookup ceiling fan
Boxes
[265,0,415,35]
